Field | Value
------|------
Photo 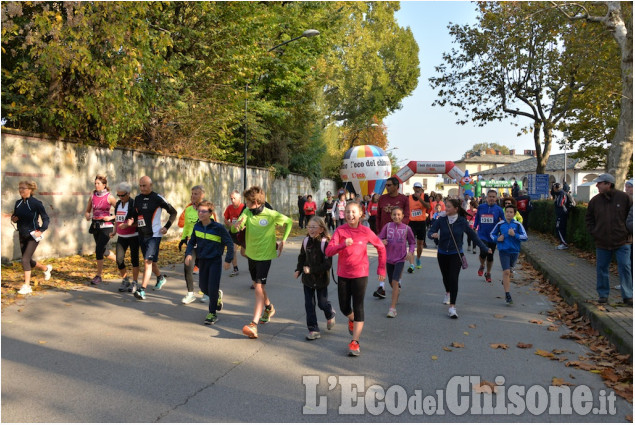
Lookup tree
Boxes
[430,2,606,174]
[550,1,633,187]
[463,143,511,158]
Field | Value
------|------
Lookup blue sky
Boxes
[384,1,567,166]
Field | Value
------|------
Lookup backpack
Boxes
[302,236,328,254]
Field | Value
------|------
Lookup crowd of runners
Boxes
[12,174,534,357]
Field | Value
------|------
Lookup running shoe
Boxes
[443,293,450,305]
[17,284,32,295]
[327,314,336,330]
[154,274,167,290]
[204,313,217,325]
[200,294,210,303]
[348,319,354,335]
[372,286,386,299]
[181,292,196,304]
[43,265,53,281]
[259,304,276,323]
[306,331,321,340]
[134,288,146,300]
[217,289,223,311]
[505,293,513,305]
[472,248,476,254]
[348,340,360,356]
[387,308,397,318]
[510,268,515,277]
[242,322,258,338]
[250,284,255,290]
[230,268,239,277]
[556,244,569,250]
[193,266,199,275]
[129,281,138,293]
[477,265,485,277]
[485,273,492,283]
[90,275,102,285]
[407,264,415,274]
[448,306,458,319]
[118,277,130,292]
[416,258,422,269]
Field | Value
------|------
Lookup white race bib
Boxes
[137,216,146,227]
[481,214,494,224]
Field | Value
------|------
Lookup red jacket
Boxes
[325,223,386,278]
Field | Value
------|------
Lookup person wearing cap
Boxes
[407,182,430,272]
[585,173,632,305]
[553,182,575,250]
[625,180,633,197]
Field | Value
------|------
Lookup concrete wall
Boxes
[1,130,337,263]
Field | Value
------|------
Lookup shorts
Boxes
[139,236,162,262]
[386,262,405,283]
[408,221,427,240]
[248,258,272,284]
[499,251,519,271]
[479,241,497,262]
[229,231,240,246]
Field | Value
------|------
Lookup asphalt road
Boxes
[2,236,631,422]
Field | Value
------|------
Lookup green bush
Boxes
[527,200,595,252]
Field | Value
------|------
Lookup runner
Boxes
[110,182,140,292]
[325,201,386,356]
[184,200,234,325]
[377,207,415,318]
[295,216,335,340]
[12,180,52,295]
[321,193,336,232]
[367,193,380,233]
[335,193,347,227]
[223,189,245,276]
[177,185,205,304]
[407,182,430,272]
[122,176,177,301]
[465,200,479,254]
[473,189,505,283]
[84,175,117,285]
[373,177,409,298]
[234,186,293,339]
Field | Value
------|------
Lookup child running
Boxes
[325,201,386,356]
[294,216,336,340]
[377,207,415,318]
[489,204,528,304]
[233,186,293,339]
[184,201,234,325]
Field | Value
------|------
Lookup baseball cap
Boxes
[413,182,423,189]
[625,179,633,187]
[594,173,616,184]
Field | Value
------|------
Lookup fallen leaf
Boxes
[490,343,509,349]
[431,355,438,360]
[494,314,505,319]
[547,325,559,331]
[535,349,555,358]
[463,332,469,336]
[442,347,453,352]
[626,415,633,422]
[451,342,465,348]
[473,380,497,394]
[468,324,476,329]
[516,342,533,349]
[38,340,47,344]
[529,319,543,325]
[552,377,574,386]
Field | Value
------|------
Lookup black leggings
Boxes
[116,236,140,270]
[92,226,112,260]
[437,253,462,305]
[19,234,38,271]
[337,276,368,322]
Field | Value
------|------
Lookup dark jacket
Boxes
[428,215,488,255]
[13,197,49,238]
[296,236,332,289]
[585,189,632,250]
[185,220,234,262]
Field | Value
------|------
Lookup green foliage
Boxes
[527,200,595,252]
[464,143,511,157]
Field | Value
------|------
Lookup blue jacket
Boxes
[13,197,49,238]
[427,215,488,255]
[185,220,234,263]
[473,203,505,242]
[490,219,528,254]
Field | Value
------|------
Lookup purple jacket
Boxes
[378,222,415,264]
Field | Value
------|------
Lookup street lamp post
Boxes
[243,29,320,190]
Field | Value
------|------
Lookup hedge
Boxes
[525,200,595,252]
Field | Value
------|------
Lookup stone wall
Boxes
[1,130,337,262]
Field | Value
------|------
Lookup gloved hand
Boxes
[179,237,189,252]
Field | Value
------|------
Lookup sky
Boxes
[384,1,567,167]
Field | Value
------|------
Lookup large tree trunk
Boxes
[534,121,548,174]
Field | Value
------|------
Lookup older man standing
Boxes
[585,173,633,305]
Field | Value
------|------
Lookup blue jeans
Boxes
[304,285,335,332]
[596,245,632,300]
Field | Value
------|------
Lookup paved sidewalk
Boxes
[521,231,633,356]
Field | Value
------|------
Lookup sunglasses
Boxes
[198,210,212,214]
[117,193,128,197]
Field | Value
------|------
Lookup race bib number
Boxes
[100,221,114,228]
[232,218,238,225]
[137,215,146,227]
[116,212,126,223]
[411,209,422,218]
[480,214,494,224]
[327,208,333,214]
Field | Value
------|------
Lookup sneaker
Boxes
[327,314,336,330]
[598,297,608,304]
[204,312,217,325]
[242,322,258,338]
[134,288,146,300]
[614,284,622,290]
[556,244,569,250]
[416,258,422,269]
[181,292,196,304]
[407,264,415,274]
[230,269,239,277]
[193,266,199,275]
[348,319,354,335]
[118,277,130,292]
[348,340,360,356]
[200,294,209,303]
[129,281,138,293]
[17,284,32,295]
[477,265,485,277]
[250,284,255,290]
[90,275,102,285]
[443,293,450,305]
[623,298,633,306]
[217,289,224,311]
[154,274,167,290]
[372,286,386,299]
[485,273,492,283]
[510,268,515,277]
[259,304,276,323]
[448,306,458,319]
[43,265,53,281]
[387,308,397,318]
[306,331,321,340]
[472,248,476,254]
[505,293,513,304]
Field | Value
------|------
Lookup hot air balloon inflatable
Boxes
[340,145,392,197]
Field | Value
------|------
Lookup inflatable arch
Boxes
[394,161,465,185]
